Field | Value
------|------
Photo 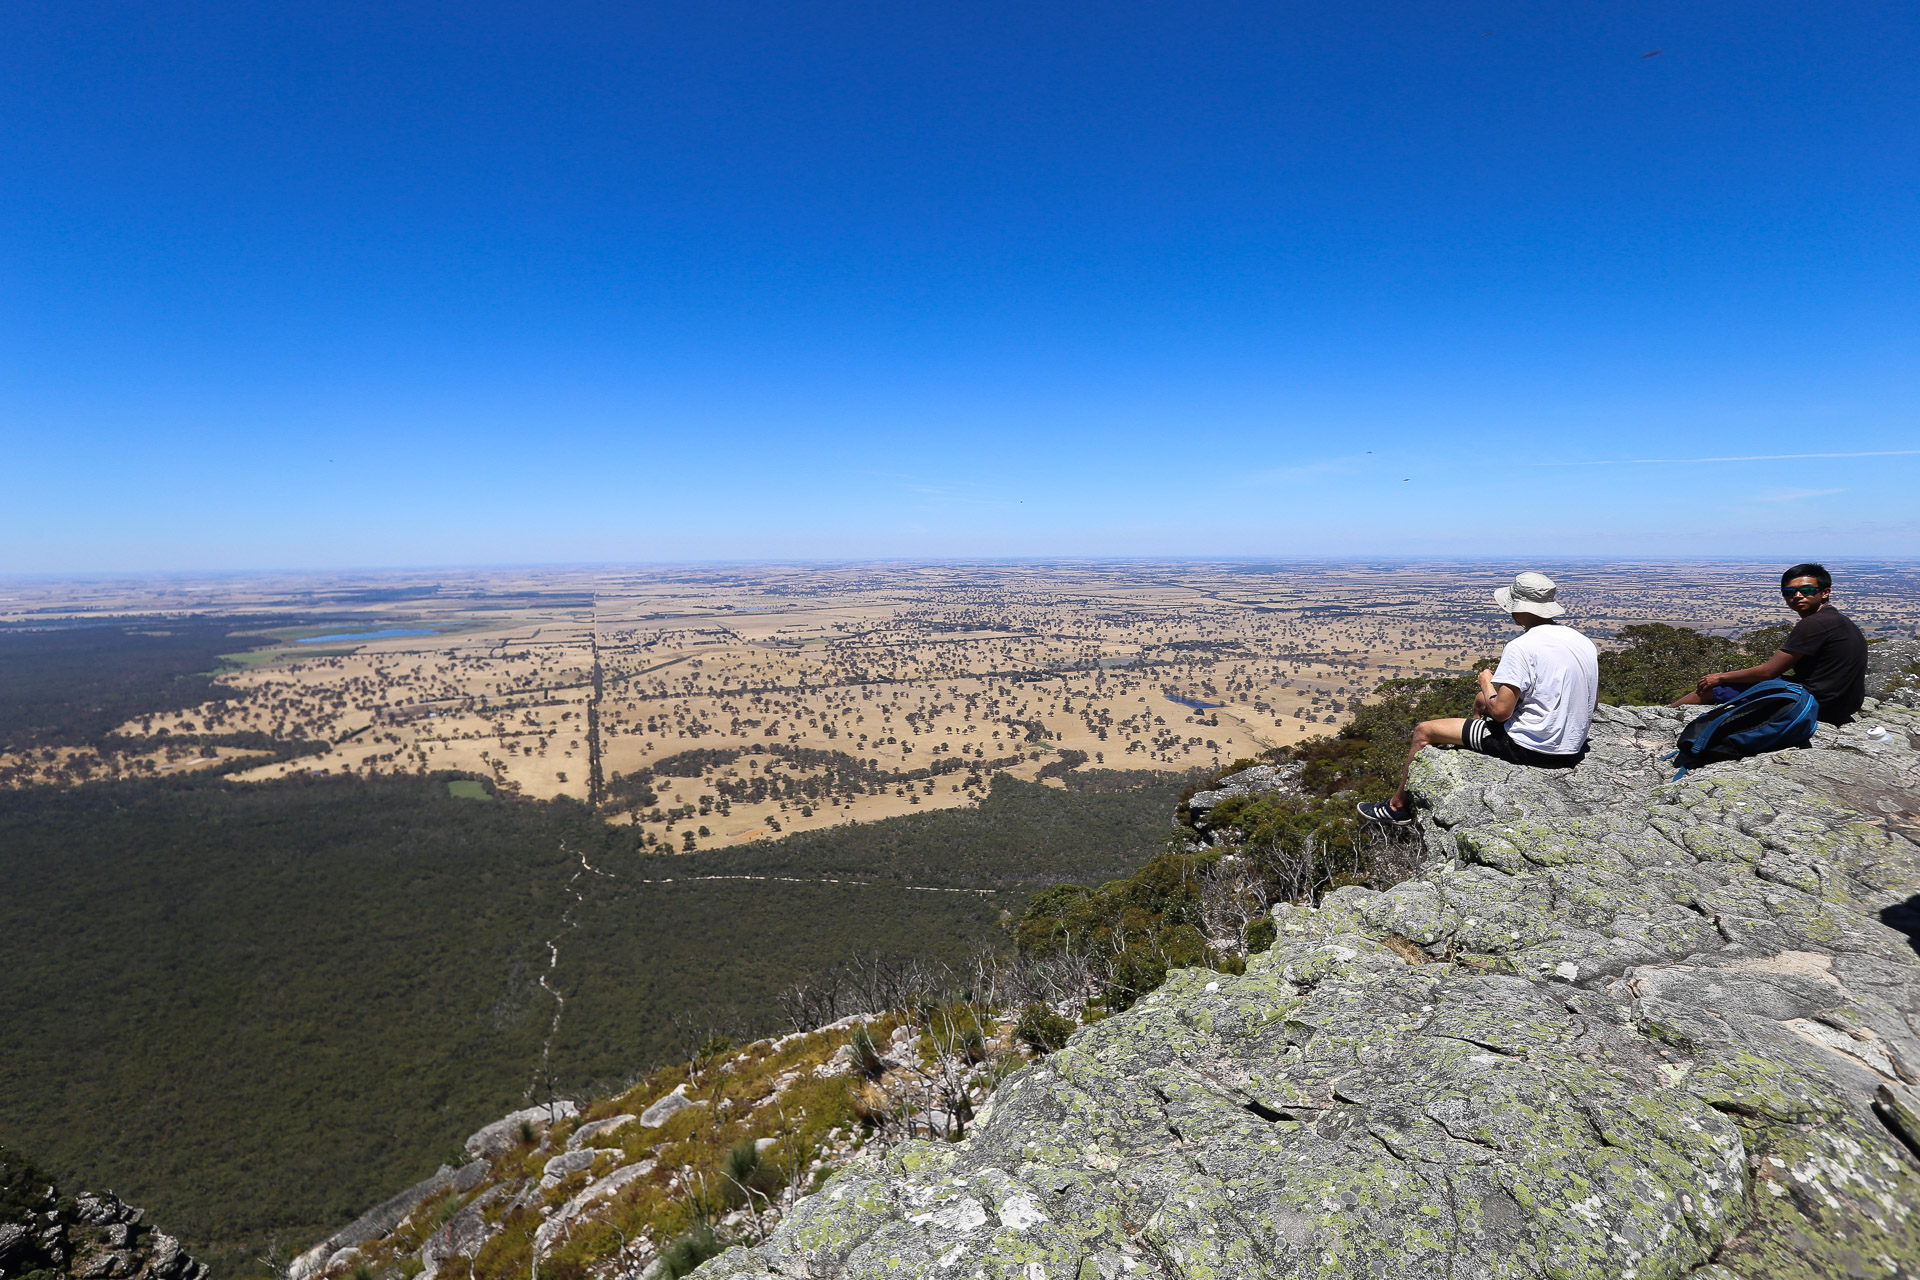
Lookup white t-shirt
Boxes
[1491,622,1599,755]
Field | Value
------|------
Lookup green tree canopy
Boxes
[1596,623,1788,705]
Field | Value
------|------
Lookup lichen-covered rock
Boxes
[696,703,1920,1278]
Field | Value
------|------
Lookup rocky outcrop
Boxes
[463,1102,580,1160]
[1869,639,1920,706]
[528,1163,656,1260]
[419,1186,508,1280]
[567,1115,637,1150]
[1184,762,1305,845]
[696,699,1920,1278]
[284,1025,893,1280]
[290,1101,586,1280]
[639,1086,702,1129]
[288,1155,494,1280]
[0,1159,210,1280]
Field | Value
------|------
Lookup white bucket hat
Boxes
[1493,571,1566,618]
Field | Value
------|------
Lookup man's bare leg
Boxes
[1389,717,1469,812]
[1671,691,1706,706]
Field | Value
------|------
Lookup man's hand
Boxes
[1478,673,1521,722]
[1695,651,1798,696]
[1474,670,1494,716]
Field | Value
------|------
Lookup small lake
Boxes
[1166,694,1224,712]
[298,628,438,644]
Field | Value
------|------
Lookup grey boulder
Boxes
[419,1186,506,1280]
[462,1100,580,1159]
[640,1086,702,1129]
[539,1150,598,1187]
[568,1113,638,1149]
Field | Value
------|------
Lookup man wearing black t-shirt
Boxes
[1673,562,1869,725]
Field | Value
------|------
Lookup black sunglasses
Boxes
[1783,585,1824,597]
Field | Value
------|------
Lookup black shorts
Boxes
[1462,717,1585,768]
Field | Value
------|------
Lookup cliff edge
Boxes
[697,700,1920,1279]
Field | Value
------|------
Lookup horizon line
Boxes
[9,552,1920,582]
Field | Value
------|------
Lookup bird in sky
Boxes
[1643,48,1664,58]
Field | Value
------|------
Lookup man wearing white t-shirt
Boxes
[1358,571,1598,827]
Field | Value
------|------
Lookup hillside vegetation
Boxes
[0,766,1188,1279]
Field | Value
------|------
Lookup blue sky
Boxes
[3,0,1916,571]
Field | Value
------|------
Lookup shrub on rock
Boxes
[1014,1004,1075,1055]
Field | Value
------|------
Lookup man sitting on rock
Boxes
[1359,571,1598,827]
[1671,562,1868,725]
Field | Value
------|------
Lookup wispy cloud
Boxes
[1537,449,1920,467]
[1753,488,1846,503]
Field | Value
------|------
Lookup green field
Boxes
[446,779,492,800]
[0,766,1186,1276]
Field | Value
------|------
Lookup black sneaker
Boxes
[1356,799,1414,827]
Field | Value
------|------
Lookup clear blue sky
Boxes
[4,0,1916,572]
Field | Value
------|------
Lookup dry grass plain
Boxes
[6,560,1918,850]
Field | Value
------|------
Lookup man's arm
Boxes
[1698,649,1799,692]
[1476,670,1521,720]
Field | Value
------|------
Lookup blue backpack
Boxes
[1663,679,1818,779]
